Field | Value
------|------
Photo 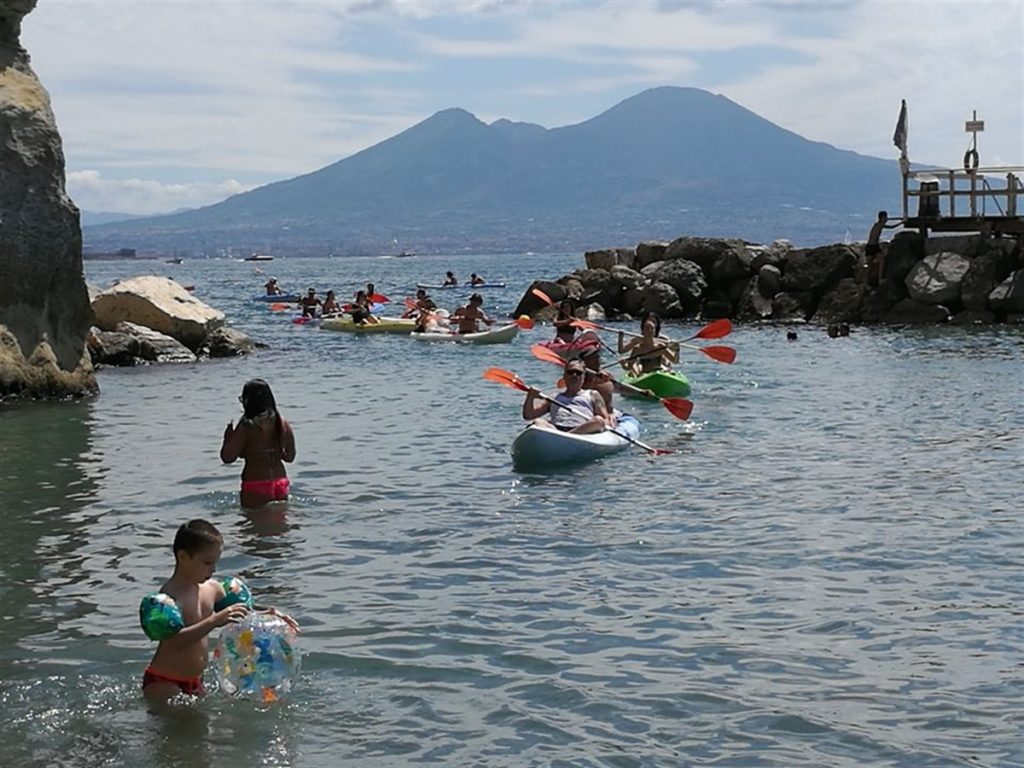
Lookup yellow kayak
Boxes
[320,316,416,334]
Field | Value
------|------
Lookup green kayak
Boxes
[622,370,691,399]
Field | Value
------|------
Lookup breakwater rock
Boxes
[513,233,1023,325]
[0,0,96,400]
[87,276,258,367]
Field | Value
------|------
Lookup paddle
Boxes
[530,287,734,362]
[370,293,390,304]
[530,344,693,421]
[483,367,674,456]
[270,302,292,311]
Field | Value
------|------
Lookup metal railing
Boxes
[902,166,1023,220]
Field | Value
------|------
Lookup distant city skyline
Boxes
[23,0,1024,216]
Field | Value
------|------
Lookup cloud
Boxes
[67,171,256,216]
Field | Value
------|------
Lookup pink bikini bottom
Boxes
[240,477,290,499]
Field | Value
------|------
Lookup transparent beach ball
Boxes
[213,612,301,702]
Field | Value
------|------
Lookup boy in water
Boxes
[141,519,296,704]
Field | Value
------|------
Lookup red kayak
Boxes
[537,330,602,360]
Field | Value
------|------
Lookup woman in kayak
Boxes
[617,311,678,376]
[321,290,342,317]
[451,293,493,334]
[347,290,379,325]
[522,359,612,434]
[552,299,578,344]
[299,288,322,318]
[220,379,296,508]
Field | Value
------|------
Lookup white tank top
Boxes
[551,391,596,428]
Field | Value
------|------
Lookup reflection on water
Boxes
[1,254,1022,767]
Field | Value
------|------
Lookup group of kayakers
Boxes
[527,298,681,434]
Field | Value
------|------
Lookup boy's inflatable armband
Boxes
[214,575,254,611]
[139,593,185,641]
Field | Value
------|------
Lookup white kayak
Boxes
[416,282,506,290]
[410,323,519,345]
[511,414,641,468]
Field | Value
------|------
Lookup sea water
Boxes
[1,252,1021,767]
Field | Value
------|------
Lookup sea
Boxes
[1,251,1022,767]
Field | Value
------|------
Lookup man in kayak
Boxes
[451,293,494,334]
[467,273,486,286]
[299,288,321,318]
[265,278,284,296]
[522,359,613,434]
[442,271,458,286]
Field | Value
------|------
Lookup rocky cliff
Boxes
[0,0,96,399]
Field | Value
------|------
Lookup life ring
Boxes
[963,148,979,173]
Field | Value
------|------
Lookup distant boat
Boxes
[245,254,274,261]
[394,251,415,258]
[165,258,184,264]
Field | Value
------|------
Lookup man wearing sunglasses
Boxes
[521,360,613,434]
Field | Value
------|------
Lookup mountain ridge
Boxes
[83,86,900,254]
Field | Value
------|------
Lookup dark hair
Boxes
[173,519,222,555]
[239,378,284,449]
[878,210,888,219]
[355,290,367,301]
[640,311,661,337]
[557,298,576,318]
[470,293,483,304]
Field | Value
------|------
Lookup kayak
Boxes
[320,316,416,334]
[416,282,506,290]
[622,370,691,399]
[537,330,602,360]
[253,293,300,303]
[291,315,319,326]
[410,323,519,345]
[511,414,641,468]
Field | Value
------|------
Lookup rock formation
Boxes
[0,0,96,399]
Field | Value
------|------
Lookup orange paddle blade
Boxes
[662,397,694,420]
[531,287,556,306]
[531,344,565,365]
[689,319,732,340]
[404,297,417,309]
[482,367,528,392]
[270,303,289,311]
[514,316,535,330]
[570,318,600,331]
[370,293,389,304]
[701,345,737,364]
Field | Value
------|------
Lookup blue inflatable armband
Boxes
[139,593,184,641]
[214,575,254,611]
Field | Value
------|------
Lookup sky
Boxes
[20,0,1024,216]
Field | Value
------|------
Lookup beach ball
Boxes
[213,613,301,702]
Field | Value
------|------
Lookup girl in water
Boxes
[617,311,679,376]
[220,379,296,508]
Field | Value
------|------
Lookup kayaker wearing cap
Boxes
[265,277,283,296]
[299,287,322,318]
[522,359,612,434]
[451,293,493,334]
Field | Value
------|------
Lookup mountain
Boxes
[80,211,146,227]
[82,87,901,254]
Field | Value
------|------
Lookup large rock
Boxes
[665,237,747,271]
[92,276,224,351]
[512,280,565,318]
[735,277,773,321]
[115,322,197,364]
[708,247,755,287]
[860,279,904,323]
[641,282,683,317]
[204,327,257,358]
[905,251,971,305]
[988,270,1024,315]
[885,231,925,285]
[814,278,865,323]
[584,247,634,271]
[781,244,857,297]
[634,241,670,269]
[642,259,706,313]
[0,0,97,400]
[609,264,645,291]
[961,248,1017,310]
[771,292,810,321]
[881,299,950,324]
[757,264,782,298]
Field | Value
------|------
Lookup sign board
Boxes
[965,120,985,132]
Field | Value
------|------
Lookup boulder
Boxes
[757,264,782,298]
[905,251,971,305]
[961,248,1017,310]
[573,268,615,294]
[92,276,223,351]
[634,241,670,269]
[512,280,566,318]
[641,282,683,318]
[584,247,634,271]
[665,237,747,271]
[881,299,950,324]
[556,277,585,300]
[582,303,606,322]
[885,231,925,285]
[205,327,257,358]
[610,264,646,291]
[949,309,996,325]
[750,239,794,273]
[643,259,706,314]
[814,278,865,323]
[87,328,142,367]
[622,287,645,316]
[988,269,1024,315]
[115,322,197,363]
[702,298,733,319]
[735,277,773,321]
[781,244,857,297]
[772,292,810,321]
[860,280,904,323]
[708,247,755,287]
[0,0,97,400]
[923,235,983,258]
